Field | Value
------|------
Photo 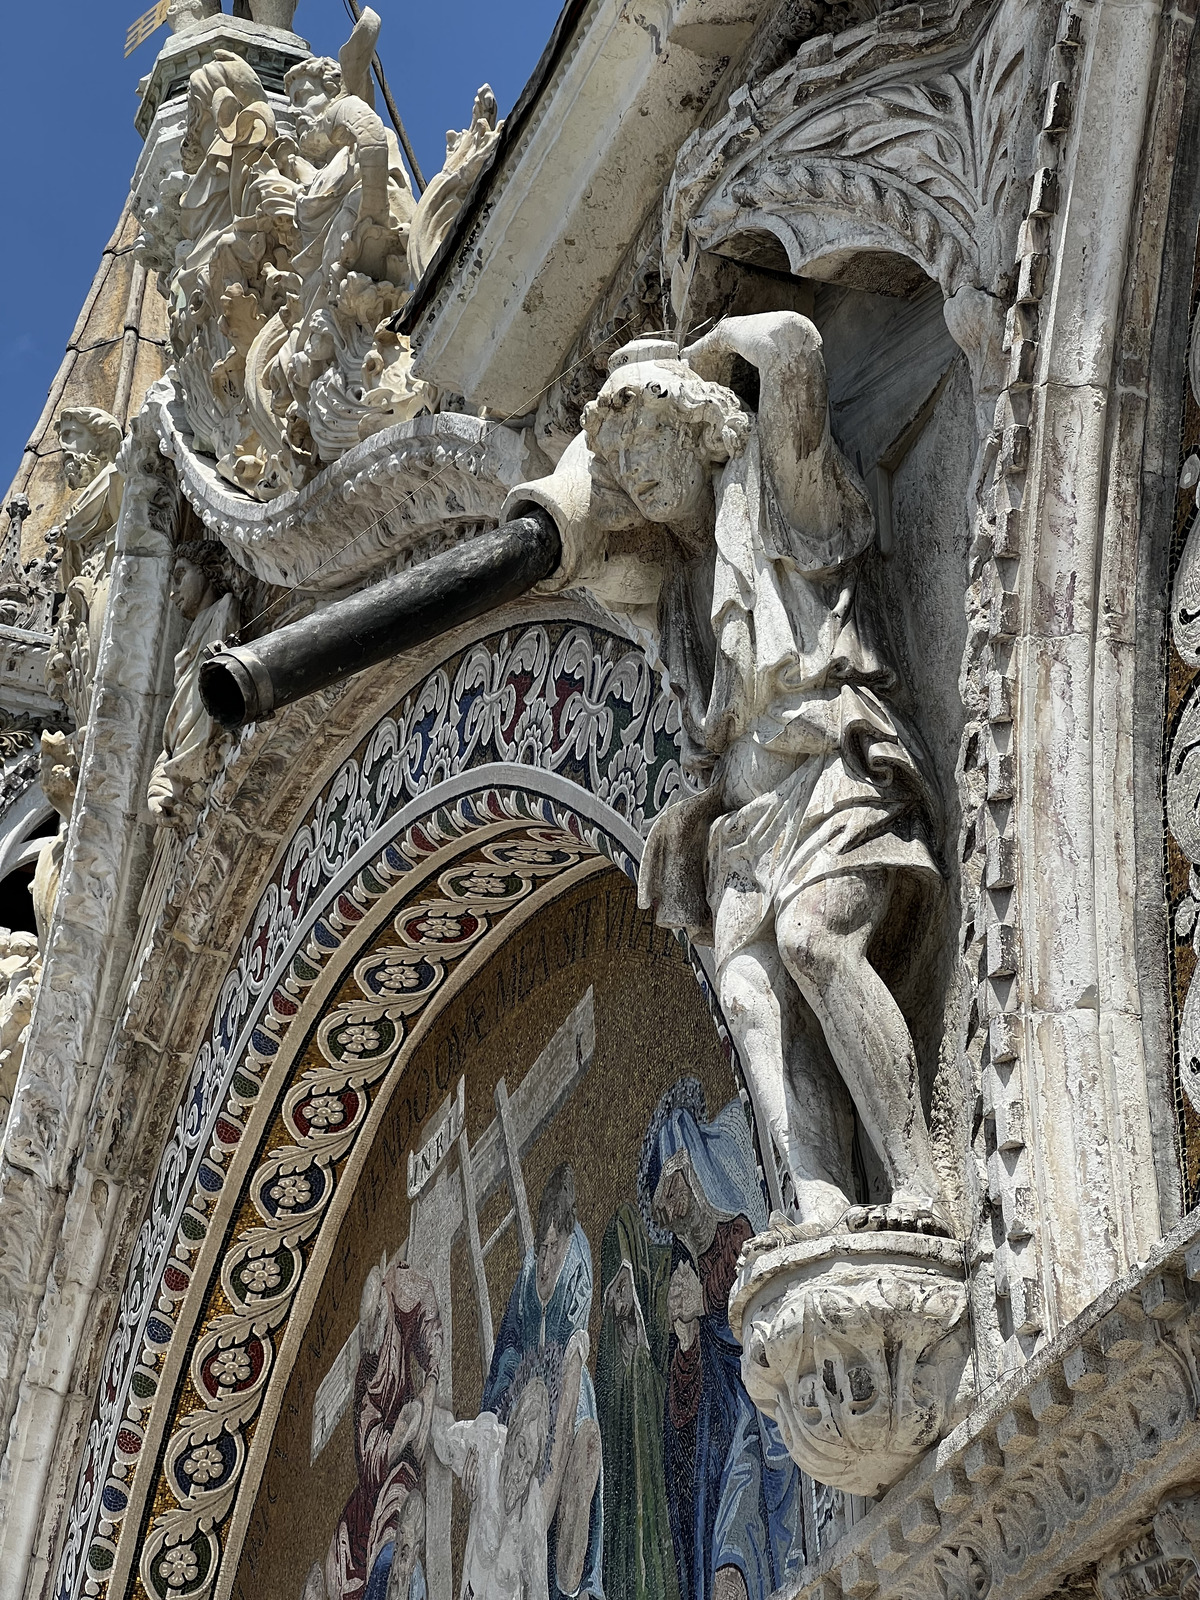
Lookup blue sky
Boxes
[0,0,563,491]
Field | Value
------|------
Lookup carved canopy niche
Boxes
[664,0,1052,327]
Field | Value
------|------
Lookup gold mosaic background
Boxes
[235,867,740,1600]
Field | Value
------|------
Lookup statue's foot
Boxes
[845,1193,954,1238]
[737,1213,808,1271]
[791,1177,852,1239]
[738,1180,852,1270]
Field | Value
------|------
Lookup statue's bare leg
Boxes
[716,929,853,1238]
[775,870,947,1226]
[554,1417,601,1596]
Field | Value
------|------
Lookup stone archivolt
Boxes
[50,614,689,1600]
[137,822,604,1600]
[0,0,1194,1597]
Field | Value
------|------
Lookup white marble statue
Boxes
[152,11,451,501]
[0,931,41,1126]
[172,46,301,493]
[511,313,948,1240]
[138,13,516,501]
[46,408,125,727]
[147,544,242,826]
[56,408,124,572]
[31,730,78,950]
[271,12,433,469]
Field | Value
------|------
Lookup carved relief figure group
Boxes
[141,8,500,500]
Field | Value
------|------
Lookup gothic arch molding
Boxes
[53,609,759,1600]
[662,0,1051,351]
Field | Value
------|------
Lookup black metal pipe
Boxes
[199,509,561,729]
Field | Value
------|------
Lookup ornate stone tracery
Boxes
[0,0,1197,1597]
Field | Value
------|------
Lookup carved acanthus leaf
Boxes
[666,0,1040,304]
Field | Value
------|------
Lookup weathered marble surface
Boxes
[0,0,1195,1594]
[731,1231,972,1496]
[137,9,505,504]
[511,317,951,1241]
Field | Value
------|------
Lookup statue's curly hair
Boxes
[173,539,237,597]
[284,56,343,101]
[56,407,122,464]
[583,362,752,468]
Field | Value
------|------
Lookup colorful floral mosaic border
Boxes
[56,619,686,1600]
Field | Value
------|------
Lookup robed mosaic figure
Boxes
[640,1088,803,1600]
[481,1164,603,1600]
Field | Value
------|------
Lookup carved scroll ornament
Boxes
[663,0,1043,320]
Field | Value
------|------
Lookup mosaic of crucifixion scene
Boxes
[234,870,801,1600]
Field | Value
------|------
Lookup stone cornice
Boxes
[790,1211,1200,1600]
[145,379,542,593]
[400,0,778,414]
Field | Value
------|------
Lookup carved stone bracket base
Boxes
[729,1231,973,1497]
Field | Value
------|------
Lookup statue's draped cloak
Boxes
[641,429,943,953]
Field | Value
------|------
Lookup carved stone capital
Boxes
[730,1231,972,1496]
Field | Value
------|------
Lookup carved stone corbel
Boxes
[730,1230,973,1495]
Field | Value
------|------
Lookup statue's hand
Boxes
[684,312,823,388]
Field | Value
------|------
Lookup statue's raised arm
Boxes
[508,316,949,1259]
[685,311,875,570]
